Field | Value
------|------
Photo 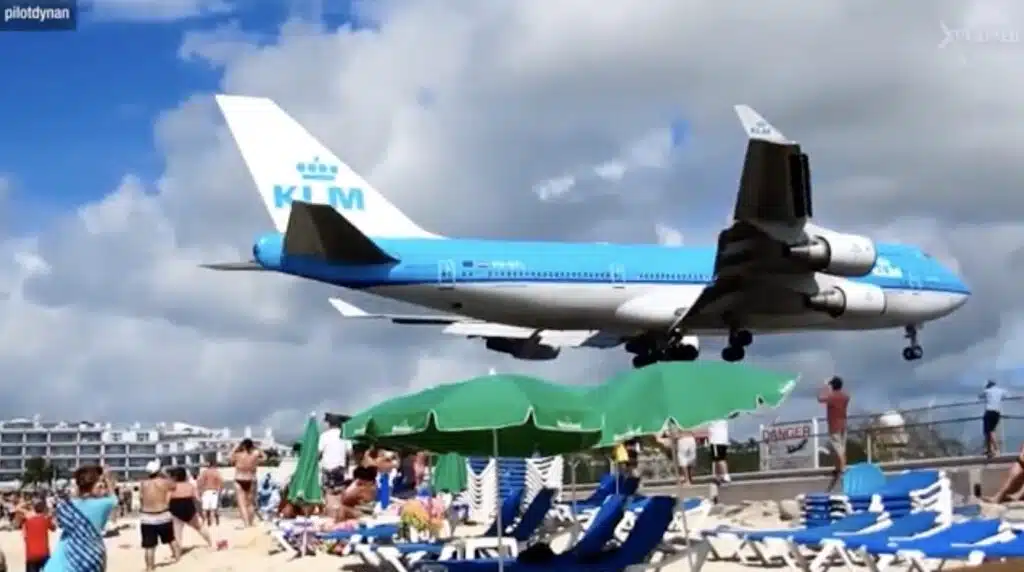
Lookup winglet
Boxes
[734,105,793,144]
[329,298,371,318]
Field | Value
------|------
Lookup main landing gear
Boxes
[627,336,699,369]
[721,329,753,362]
[902,325,924,361]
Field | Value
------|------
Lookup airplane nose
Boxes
[953,291,970,310]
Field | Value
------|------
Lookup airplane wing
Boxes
[670,107,828,331]
[328,299,621,348]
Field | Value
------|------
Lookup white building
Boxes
[0,417,289,482]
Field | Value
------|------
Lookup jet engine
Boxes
[786,233,877,277]
[805,282,886,318]
[485,338,561,361]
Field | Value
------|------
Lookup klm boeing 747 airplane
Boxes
[205,95,970,368]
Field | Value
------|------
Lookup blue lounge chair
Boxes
[895,527,1024,572]
[616,497,711,541]
[558,476,638,517]
[699,511,887,565]
[856,519,1009,572]
[434,494,631,571]
[409,495,678,572]
[368,489,556,571]
[796,511,944,572]
[343,487,527,559]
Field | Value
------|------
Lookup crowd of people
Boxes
[271,413,431,527]
[8,379,1023,570]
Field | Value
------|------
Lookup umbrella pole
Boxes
[569,455,580,544]
[493,429,505,572]
[670,437,695,570]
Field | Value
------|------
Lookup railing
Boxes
[564,399,1024,485]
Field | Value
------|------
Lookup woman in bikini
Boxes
[231,439,264,527]
[329,465,377,522]
[166,467,216,549]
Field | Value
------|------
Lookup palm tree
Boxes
[22,456,48,488]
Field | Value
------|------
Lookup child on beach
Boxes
[21,499,55,572]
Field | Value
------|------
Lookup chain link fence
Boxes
[565,396,1024,484]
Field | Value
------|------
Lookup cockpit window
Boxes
[922,251,933,258]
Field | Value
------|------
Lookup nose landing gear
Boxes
[721,329,753,362]
[903,325,923,361]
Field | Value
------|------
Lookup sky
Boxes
[1,0,1024,439]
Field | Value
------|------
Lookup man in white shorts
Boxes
[196,458,223,526]
[708,418,732,484]
[659,428,696,485]
[319,414,352,520]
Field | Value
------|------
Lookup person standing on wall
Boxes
[657,428,696,485]
[818,376,851,492]
[981,380,1007,459]
[707,419,731,484]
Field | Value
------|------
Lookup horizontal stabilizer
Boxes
[285,201,398,265]
[200,261,267,271]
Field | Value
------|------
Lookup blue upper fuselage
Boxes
[251,233,970,295]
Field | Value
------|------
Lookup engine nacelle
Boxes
[805,282,887,318]
[485,338,561,361]
[786,233,877,277]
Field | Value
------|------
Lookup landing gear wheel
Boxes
[902,345,923,361]
[729,329,753,347]
[721,346,745,362]
[902,325,923,361]
[632,350,663,369]
[665,345,699,361]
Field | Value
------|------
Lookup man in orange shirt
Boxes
[22,498,55,572]
[818,376,850,492]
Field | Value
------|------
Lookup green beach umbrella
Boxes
[364,373,602,457]
[287,415,324,505]
[431,452,468,493]
[588,361,798,447]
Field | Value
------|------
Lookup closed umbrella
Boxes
[287,415,324,505]
[431,452,467,493]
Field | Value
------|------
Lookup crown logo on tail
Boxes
[296,157,339,182]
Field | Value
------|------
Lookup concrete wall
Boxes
[562,461,1012,503]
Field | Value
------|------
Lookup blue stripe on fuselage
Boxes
[252,233,971,295]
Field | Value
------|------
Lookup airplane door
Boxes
[906,269,922,292]
[437,260,457,289]
[609,264,626,289]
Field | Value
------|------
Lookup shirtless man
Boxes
[139,461,180,571]
[196,459,223,526]
[230,439,265,527]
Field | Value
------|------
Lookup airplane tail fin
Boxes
[734,105,794,144]
[214,94,441,239]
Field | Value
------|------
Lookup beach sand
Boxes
[0,508,925,571]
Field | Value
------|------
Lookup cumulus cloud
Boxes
[654,224,684,247]
[2,0,1024,436]
[532,121,687,202]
